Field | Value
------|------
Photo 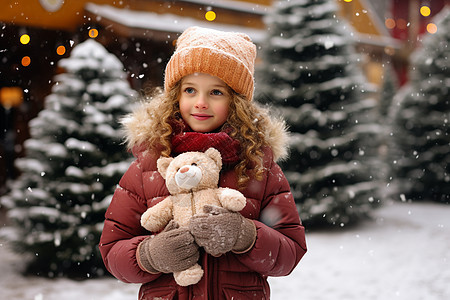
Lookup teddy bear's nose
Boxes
[180,166,190,173]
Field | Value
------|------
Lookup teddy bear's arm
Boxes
[140,197,174,232]
[217,188,246,212]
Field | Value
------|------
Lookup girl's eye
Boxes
[184,87,195,94]
[211,89,224,96]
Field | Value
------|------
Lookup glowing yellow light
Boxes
[21,56,31,67]
[344,0,353,2]
[385,18,396,29]
[205,11,216,21]
[420,6,431,17]
[20,34,30,45]
[427,23,437,34]
[89,28,99,38]
[56,45,66,55]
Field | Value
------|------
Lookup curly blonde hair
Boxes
[123,81,286,189]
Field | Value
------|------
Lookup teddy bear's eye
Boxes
[191,163,197,166]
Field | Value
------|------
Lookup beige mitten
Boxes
[137,220,199,274]
[189,205,256,257]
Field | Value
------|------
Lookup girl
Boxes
[99,26,307,299]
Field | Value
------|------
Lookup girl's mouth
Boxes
[192,114,212,121]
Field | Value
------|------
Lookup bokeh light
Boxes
[56,45,66,55]
[205,11,216,21]
[89,28,98,38]
[426,23,437,34]
[21,56,31,67]
[0,87,23,108]
[344,0,353,2]
[384,46,395,56]
[385,18,396,29]
[420,6,431,17]
[20,34,30,45]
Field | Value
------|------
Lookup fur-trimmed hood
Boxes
[121,101,290,162]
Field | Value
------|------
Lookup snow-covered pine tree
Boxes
[380,64,399,118]
[0,39,136,277]
[391,8,450,203]
[378,63,399,199]
[256,0,384,226]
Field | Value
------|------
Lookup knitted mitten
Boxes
[137,220,199,274]
[189,205,257,257]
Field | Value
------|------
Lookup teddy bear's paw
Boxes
[219,188,246,212]
[141,210,166,232]
[173,264,204,286]
[140,199,174,232]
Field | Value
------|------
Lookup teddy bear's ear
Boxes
[157,156,173,179]
[205,148,222,169]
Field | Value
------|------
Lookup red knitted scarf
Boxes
[171,131,241,166]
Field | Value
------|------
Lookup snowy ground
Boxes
[1,200,449,300]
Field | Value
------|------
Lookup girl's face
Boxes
[179,73,231,133]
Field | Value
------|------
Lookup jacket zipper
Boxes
[204,253,209,299]
[211,255,219,299]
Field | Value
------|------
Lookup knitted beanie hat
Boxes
[164,26,257,101]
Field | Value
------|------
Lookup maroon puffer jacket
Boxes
[99,146,307,299]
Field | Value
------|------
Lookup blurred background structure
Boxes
[0,0,448,195]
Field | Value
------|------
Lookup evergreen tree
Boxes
[379,64,399,199]
[380,64,399,118]
[256,0,384,226]
[391,8,450,203]
[1,39,136,277]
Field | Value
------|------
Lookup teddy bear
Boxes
[140,147,247,286]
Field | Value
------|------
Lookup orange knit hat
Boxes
[164,26,257,101]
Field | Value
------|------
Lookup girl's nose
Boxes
[194,94,208,109]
